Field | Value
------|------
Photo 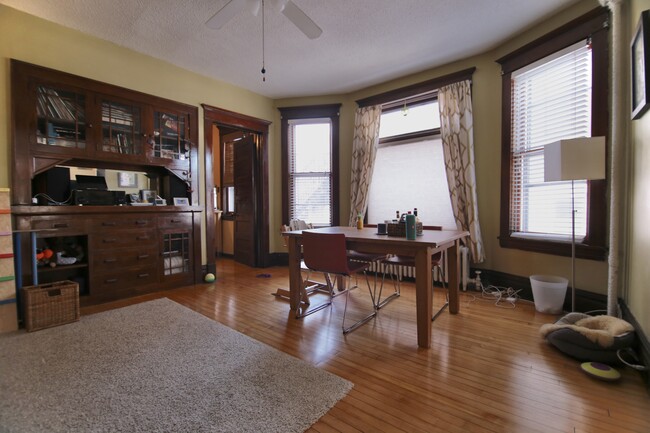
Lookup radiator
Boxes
[368,246,470,290]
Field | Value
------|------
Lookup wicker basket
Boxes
[386,222,423,237]
[22,281,79,332]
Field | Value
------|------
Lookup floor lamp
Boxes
[544,137,606,312]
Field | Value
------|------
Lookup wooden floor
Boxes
[83,258,650,433]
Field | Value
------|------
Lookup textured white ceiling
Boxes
[1,0,582,99]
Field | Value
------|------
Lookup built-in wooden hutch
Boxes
[10,60,202,306]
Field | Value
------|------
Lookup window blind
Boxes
[510,40,592,240]
[223,141,234,185]
[288,119,332,226]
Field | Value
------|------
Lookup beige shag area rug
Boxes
[0,298,352,433]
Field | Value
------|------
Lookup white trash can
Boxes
[529,275,568,314]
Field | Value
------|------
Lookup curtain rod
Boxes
[355,67,475,108]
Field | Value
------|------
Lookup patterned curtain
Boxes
[438,80,486,263]
[348,105,382,226]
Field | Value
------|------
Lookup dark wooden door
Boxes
[234,134,257,266]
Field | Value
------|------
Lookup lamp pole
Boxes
[571,179,576,312]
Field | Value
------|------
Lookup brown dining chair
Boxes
[301,231,377,333]
[273,222,329,304]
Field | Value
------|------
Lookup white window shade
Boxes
[510,40,592,240]
[288,119,332,226]
[367,137,456,229]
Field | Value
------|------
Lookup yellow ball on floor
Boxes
[204,273,216,283]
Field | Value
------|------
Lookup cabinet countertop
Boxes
[11,205,204,216]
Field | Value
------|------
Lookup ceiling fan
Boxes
[206,0,323,39]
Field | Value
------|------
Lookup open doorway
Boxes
[202,105,271,275]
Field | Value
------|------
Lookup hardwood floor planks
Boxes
[82,259,650,433]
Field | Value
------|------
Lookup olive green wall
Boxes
[275,0,610,295]
[627,0,650,338]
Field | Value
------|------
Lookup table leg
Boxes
[447,240,460,314]
[415,246,433,349]
[288,236,302,311]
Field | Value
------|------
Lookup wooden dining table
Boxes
[284,226,469,348]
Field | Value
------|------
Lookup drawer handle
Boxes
[136,236,150,241]
[170,219,182,224]
[103,258,117,263]
[103,238,117,243]
[135,220,148,225]
[102,222,117,226]
[137,273,149,278]
[137,254,150,260]
[105,278,118,284]
[53,223,68,228]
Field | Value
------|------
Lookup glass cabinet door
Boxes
[151,110,189,161]
[36,86,86,150]
[162,231,191,276]
[100,100,143,156]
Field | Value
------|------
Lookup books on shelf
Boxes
[162,114,178,133]
[102,103,135,127]
[115,133,131,154]
[37,86,82,122]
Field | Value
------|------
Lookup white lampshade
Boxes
[544,137,606,181]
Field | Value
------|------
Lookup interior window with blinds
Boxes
[288,118,332,226]
[509,40,592,240]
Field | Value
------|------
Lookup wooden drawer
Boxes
[92,246,158,272]
[158,214,192,229]
[89,216,155,232]
[91,267,157,294]
[30,216,87,233]
[90,228,157,250]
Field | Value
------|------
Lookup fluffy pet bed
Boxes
[540,313,635,364]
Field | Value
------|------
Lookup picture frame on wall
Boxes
[631,10,650,120]
[117,171,137,188]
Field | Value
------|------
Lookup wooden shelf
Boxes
[37,263,88,273]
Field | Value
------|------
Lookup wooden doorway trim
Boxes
[202,104,272,272]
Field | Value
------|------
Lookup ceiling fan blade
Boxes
[281,0,322,39]
[248,0,261,17]
[206,0,248,30]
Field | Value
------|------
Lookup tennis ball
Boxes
[204,273,216,283]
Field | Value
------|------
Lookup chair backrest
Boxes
[289,219,312,231]
[280,225,291,248]
[302,231,351,276]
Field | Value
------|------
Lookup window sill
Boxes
[499,235,607,261]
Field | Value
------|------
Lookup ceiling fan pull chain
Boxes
[261,0,266,82]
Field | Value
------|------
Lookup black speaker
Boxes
[164,175,188,202]
[32,167,71,205]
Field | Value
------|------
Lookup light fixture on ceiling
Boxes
[401,100,409,116]
[544,136,606,312]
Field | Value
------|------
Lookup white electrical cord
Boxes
[32,192,74,206]
[466,279,526,309]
